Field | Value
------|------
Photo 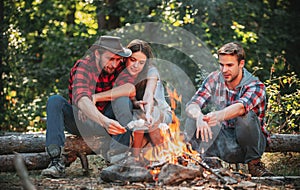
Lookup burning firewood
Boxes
[157,163,203,185]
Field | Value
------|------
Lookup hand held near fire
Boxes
[196,115,213,142]
[137,100,147,112]
[102,118,126,135]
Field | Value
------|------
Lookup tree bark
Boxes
[0,134,109,154]
[0,134,46,154]
[96,0,120,31]
[0,152,49,172]
[0,134,110,172]
[265,134,300,152]
[0,0,6,124]
[1,133,298,155]
[0,133,299,172]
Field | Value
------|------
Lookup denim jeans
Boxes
[45,95,133,154]
[184,111,267,163]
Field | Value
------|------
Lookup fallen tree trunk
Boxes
[0,134,299,172]
[1,133,298,154]
[0,134,109,155]
[265,134,300,152]
[0,135,110,172]
[0,152,49,172]
[0,134,46,154]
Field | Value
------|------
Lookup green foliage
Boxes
[1,0,299,134]
[265,60,300,133]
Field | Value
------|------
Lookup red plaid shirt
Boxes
[68,58,125,113]
[115,69,135,86]
[188,70,269,137]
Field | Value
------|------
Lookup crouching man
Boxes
[184,42,273,177]
[41,36,133,178]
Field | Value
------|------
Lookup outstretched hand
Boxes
[196,115,213,142]
[134,100,147,112]
[102,117,127,135]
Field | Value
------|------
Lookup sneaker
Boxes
[248,159,274,177]
[41,158,65,178]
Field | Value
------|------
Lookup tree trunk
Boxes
[0,152,49,172]
[0,134,110,172]
[0,0,5,124]
[0,133,298,172]
[0,134,46,154]
[1,133,298,155]
[265,134,300,152]
[0,134,109,154]
[96,0,120,31]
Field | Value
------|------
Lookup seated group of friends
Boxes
[41,36,273,178]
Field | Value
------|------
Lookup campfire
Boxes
[99,87,256,188]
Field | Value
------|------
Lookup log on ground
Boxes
[0,135,110,172]
[0,152,49,172]
[1,133,298,154]
[266,134,300,152]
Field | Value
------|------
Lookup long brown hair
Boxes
[127,39,154,100]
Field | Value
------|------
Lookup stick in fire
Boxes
[184,144,229,184]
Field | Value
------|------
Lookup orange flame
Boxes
[143,86,197,164]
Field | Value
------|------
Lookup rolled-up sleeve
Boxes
[187,73,216,109]
[234,81,266,114]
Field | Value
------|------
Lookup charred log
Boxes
[158,163,203,185]
[100,160,154,183]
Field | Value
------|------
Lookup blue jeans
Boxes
[45,95,133,154]
[184,111,267,163]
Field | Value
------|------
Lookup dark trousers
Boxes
[45,95,132,154]
[184,111,267,163]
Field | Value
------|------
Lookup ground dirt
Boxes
[0,153,299,190]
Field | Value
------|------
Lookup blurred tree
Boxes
[1,0,299,133]
[0,0,5,124]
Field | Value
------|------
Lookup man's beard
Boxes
[103,66,115,74]
[224,73,238,83]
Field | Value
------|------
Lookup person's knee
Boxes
[114,96,131,103]
[236,111,260,138]
[112,96,132,109]
[235,111,265,148]
[47,95,66,110]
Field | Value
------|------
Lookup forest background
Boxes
[0,0,299,135]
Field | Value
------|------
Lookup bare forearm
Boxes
[186,103,204,119]
[215,103,245,121]
[143,78,157,115]
[77,96,105,126]
[93,83,136,103]
[143,92,154,114]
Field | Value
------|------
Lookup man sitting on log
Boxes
[41,36,134,178]
[184,42,274,177]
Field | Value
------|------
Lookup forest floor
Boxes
[0,152,299,190]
